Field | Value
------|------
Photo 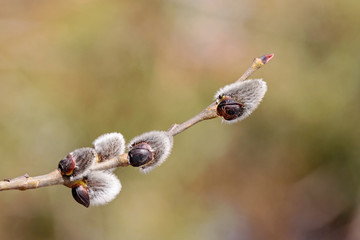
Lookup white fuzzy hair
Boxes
[214,79,267,124]
[93,132,125,161]
[87,171,122,206]
[128,131,173,174]
[69,147,97,181]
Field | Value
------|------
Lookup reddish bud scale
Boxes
[216,97,244,121]
[58,154,76,176]
[58,148,97,181]
[260,54,274,65]
[72,183,90,208]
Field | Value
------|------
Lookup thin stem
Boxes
[167,102,218,136]
[0,54,274,192]
[91,154,129,171]
[237,54,274,82]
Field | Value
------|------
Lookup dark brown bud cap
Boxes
[128,131,173,173]
[128,143,154,167]
[58,154,76,176]
[72,183,90,208]
[216,97,244,121]
[58,148,97,181]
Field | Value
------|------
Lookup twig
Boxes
[167,102,218,136]
[0,54,274,192]
[237,54,274,82]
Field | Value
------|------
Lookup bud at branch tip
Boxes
[253,53,274,70]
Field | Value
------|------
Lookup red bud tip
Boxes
[260,54,274,64]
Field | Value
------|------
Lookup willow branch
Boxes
[0,53,274,192]
[0,170,63,191]
[0,154,130,191]
[167,53,274,136]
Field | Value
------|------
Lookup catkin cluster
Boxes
[58,131,173,207]
[57,78,267,207]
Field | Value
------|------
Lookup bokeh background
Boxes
[0,0,360,239]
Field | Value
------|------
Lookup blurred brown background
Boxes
[0,0,360,240]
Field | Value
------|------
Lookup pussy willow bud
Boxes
[58,147,97,180]
[128,143,154,167]
[259,54,274,65]
[216,97,245,121]
[93,132,125,162]
[71,181,90,208]
[214,79,267,123]
[58,154,76,176]
[128,131,173,173]
[86,171,122,206]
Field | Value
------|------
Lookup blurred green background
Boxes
[0,0,360,239]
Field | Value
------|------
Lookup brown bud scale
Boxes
[72,184,90,208]
[128,143,154,167]
[58,154,76,176]
[216,97,244,121]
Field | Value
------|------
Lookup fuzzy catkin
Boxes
[214,79,267,123]
[128,131,173,173]
[86,171,122,206]
[70,147,97,181]
[93,132,125,161]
